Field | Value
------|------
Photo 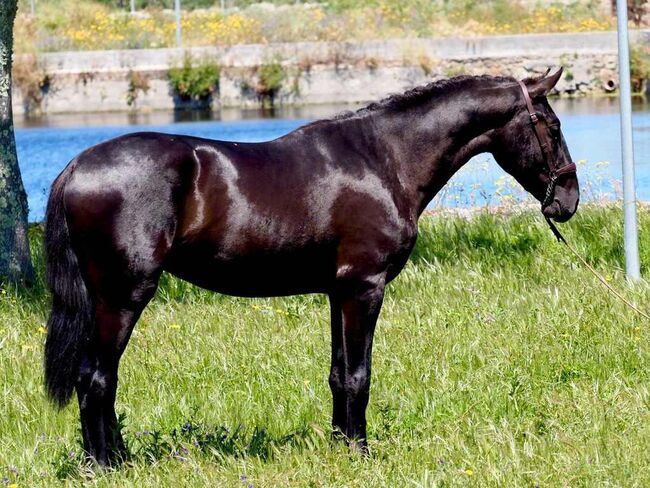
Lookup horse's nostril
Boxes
[542,201,559,218]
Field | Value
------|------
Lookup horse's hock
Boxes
[12,30,649,115]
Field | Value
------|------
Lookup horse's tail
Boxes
[44,161,93,408]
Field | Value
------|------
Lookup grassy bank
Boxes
[15,0,618,53]
[1,206,650,486]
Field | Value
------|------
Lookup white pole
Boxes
[130,0,135,14]
[616,0,640,281]
[220,0,225,10]
[175,0,182,48]
[30,0,35,15]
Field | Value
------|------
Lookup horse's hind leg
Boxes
[76,269,161,466]
[328,295,346,437]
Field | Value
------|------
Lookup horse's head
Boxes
[491,68,579,222]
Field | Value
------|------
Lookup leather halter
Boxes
[516,80,577,208]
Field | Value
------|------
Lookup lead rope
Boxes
[545,217,650,321]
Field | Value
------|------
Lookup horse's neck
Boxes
[375,86,515,216]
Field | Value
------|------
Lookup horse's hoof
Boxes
[349,439,369,457]
[90,454,111,469]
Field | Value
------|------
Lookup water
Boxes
[14,98,650,222]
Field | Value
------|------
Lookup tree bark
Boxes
[0,0,34,284]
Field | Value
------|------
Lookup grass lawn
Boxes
[1,205,649,487]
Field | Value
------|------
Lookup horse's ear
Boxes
[524,67,563,98]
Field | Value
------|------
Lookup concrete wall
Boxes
[11,30,650,115]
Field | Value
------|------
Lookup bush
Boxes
[126,70,150,107]
[168,55,220,103]
[630,42,650,94]
[12,53,51,116]
[255,59,285,107]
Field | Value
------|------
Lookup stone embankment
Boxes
[12,30,649,115]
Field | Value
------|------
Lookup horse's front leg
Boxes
[331,271,385,452]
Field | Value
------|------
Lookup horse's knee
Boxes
[343,369,370,399]
[78,367,114,402]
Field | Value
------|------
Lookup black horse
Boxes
[44,69,579,466]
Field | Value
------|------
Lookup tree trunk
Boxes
[0,0,34,284]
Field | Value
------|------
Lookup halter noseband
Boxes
[516,79,576,208]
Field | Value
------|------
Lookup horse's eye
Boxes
[549,124,561,140]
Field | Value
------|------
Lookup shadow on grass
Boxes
[52,417,318,480]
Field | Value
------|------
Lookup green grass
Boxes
[1,205,650,486]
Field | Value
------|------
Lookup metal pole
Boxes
[130,0,135,14]
[175,0,182,48]
[616,0,640,280]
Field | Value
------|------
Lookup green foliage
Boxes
[2,207,650,485]
[168,55,220,102]
[89,0,224,8]
[255,59,285,107]
[443,63,467,78]
[630,42,650,94]
[15,0,616,53]
[444,0,527,24]
[51,446,85,480]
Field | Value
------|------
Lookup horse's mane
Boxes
[331,74,518,121]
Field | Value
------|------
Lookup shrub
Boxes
[126,70,150,107]
[168,55,220,103]
[630,42,650,94]
[255,59,285,107]
[12,53,51,116]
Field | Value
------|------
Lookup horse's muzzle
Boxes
[542,198,577,223]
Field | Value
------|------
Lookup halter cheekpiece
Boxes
[516,79,576,208]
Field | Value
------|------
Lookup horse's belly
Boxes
[163,244,334,297]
